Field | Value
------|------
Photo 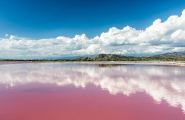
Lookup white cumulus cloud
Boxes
[5,33,8,37]
[1,10,185,59]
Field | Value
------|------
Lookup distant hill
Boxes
[1,52,185,61]
[153,52,185,58]
[76,52,185,61]
[76,54,135,61]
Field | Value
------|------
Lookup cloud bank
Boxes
[1,10,185,58]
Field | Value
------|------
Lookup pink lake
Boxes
[0,62,185,120]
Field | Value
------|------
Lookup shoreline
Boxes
[0,61,51,65]
[73,61,185,66]
[0,61,185,66]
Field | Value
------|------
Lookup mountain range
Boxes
[76,52,185,61]
[153,52,185,58]
[1,52,185,61]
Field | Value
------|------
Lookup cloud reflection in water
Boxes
[0,63,185,113]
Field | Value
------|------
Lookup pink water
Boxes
[0,63,185,120]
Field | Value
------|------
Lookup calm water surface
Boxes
[0,62,185,120]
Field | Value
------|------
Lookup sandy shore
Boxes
[0,61,185,66]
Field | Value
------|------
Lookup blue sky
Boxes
[1,0,185,58]
[0,0,185,39]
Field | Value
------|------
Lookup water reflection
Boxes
[0,62,185,113]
